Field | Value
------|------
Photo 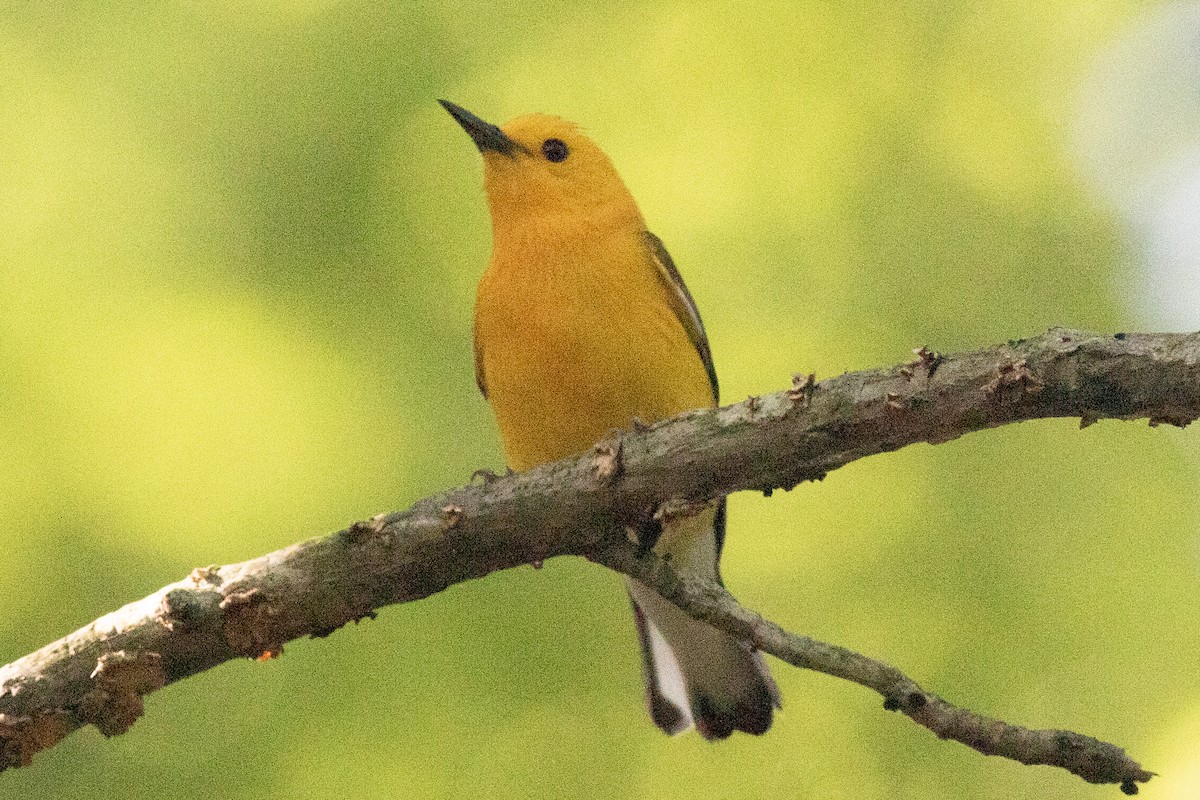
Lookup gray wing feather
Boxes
[642,231,719,403]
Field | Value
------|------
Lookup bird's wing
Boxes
[643,230,719,403]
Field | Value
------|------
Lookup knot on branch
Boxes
[0,712,73,770]
[1148,413,1195,429]
[786,372,816,407]
[156,587,213,632]
[908,346,943,379]
[345,514,391,544]
[188,565,223,586]
[983,358,1044,401]
[439,504,464,529]
[592,439,624,483]
[78,651,166,737]
[220,588,283,660]
[882,691,928,712]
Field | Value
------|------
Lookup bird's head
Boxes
[440,100,641,228]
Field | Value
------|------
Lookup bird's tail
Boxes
[625,505,780,740]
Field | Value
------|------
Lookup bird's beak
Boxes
[439,100,521,157]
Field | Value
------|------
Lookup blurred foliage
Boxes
[2,1,1198,798]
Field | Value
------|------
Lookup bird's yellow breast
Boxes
[476,222,713,471]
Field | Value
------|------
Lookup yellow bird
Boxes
[441,100,780,739]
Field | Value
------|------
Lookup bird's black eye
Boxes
[542,138,569,162]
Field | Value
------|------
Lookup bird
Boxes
[440,99,780,740]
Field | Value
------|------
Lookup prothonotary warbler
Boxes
[440,100,780,739]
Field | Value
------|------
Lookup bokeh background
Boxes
[3,2,1199,798]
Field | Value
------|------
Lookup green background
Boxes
[3,2,1198,798]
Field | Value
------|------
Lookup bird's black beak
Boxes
[439,100,521,157]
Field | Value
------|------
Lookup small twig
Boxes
[592,544,1155,792]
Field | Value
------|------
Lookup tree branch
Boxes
[596,544,1156,792]
[2,328,1194,791]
